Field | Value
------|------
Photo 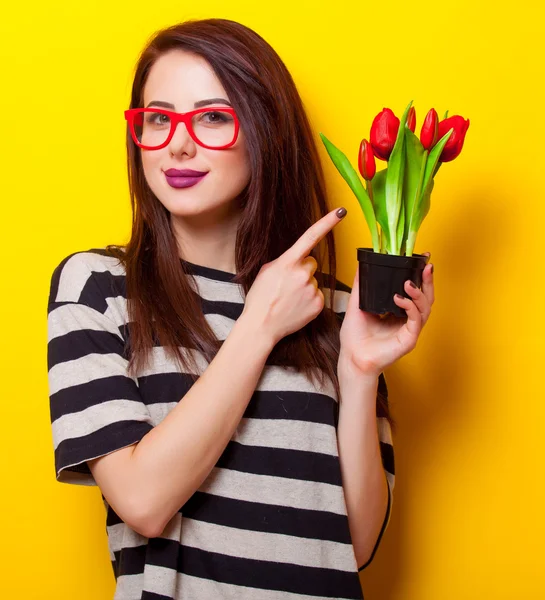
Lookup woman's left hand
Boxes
[338,253,434,381]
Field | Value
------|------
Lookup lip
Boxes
[164,172,208,189]
[164,168,208,177]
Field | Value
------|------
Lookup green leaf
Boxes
[396,193,406,253]
[403,129,427,252]
[421,127,453,200]
[420,178,434,224]
[384,100,412,254]
[319,132,380,251]
[369,168,390,251]
[403,129,451,255]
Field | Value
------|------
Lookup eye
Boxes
[146,112,170,125]
[200,111,231,124]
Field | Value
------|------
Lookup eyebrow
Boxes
[145,98,232,109]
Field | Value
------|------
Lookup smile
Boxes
[164,173,208,189]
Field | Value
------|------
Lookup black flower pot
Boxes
[357,247,428,317]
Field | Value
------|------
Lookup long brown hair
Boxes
[106,18,394,431]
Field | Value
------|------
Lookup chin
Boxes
[167,196,223,217]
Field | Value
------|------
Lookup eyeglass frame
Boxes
[124,107,241,151]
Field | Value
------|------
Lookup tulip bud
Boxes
[407,106,416,133]
[437,116,470,162]
[370,108,400,161]
[420,108,439,150]
[358,139,376,180]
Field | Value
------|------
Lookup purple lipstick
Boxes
[164,168,208,189]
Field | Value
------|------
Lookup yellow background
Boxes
[1,1,543,598]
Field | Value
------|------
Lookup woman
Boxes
[46,18,434,600]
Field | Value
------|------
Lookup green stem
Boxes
[405,150,429,256]
[367,178,375,208]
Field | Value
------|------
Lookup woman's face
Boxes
[140,50,251,220]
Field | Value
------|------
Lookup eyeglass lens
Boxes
[132,110,236,148]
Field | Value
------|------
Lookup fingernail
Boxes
[430,263,434,274]
[409,280,417,289]
[336,207,347,219]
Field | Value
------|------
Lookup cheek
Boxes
[218,156,250,191]
[141,151,163,173]
[222,145,251,182]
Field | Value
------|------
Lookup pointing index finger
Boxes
[285,207,347,263]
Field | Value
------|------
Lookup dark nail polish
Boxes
[431,264,434,274]
[336,207,347,219]
[409,280,417,289]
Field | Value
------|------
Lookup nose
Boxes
[168,119,196,155]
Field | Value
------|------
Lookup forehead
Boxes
[143,50,228,111]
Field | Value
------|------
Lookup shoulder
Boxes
[48,246,127,310]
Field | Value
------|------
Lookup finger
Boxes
[301,255,318,275]
[404,279,430,325]
[283,208,346,264]
[393,293,421,339]
[301,258,319,291]
[421,262,435,306]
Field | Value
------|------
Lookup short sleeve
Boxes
[321,273,396,569]
[47,252,154,486]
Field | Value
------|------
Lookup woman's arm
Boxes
[88,314,275,538]
[337,374,390,568]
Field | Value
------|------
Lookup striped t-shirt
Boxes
[46,247,395,600]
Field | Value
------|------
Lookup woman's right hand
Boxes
[241,207,347,346]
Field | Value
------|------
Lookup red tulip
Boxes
[420,108,439,150]
[437,115,470,162]
[407,106,416,133]
[370,108,400,161]
[358,139,376,180]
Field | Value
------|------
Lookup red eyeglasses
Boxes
[124,107,240,150]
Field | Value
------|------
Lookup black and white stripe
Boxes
[47,248,395,600]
